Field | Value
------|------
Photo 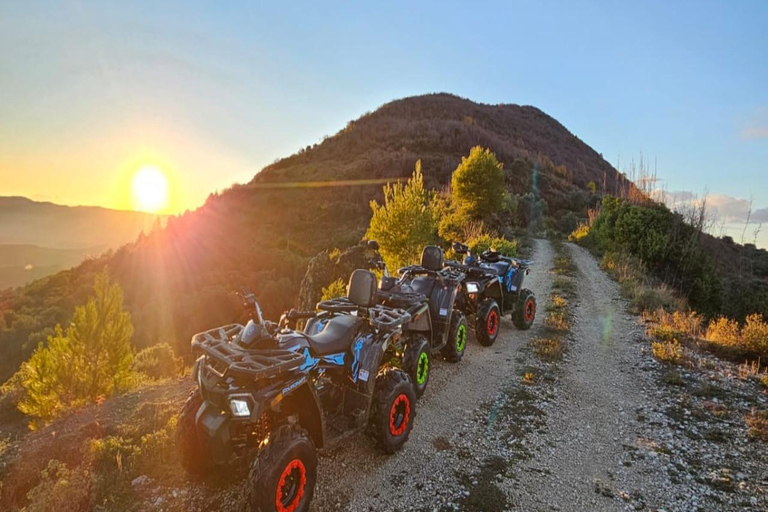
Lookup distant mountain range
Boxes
[0,197,164,289]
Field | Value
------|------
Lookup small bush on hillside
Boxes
[366,161,438,271]
[706,317,741,346]
[745,408,768,441]
[87,436,141,474]
[24,460,95,512]
[467,234,517,257]
[134,343,182,380]
[652,340,684,365]
[647,309,704,341]
[742,314,768,355]
[320,278,347,301]
[568,223,590,242]
[14,272,136,427]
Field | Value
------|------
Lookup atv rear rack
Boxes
[192,324,305,379]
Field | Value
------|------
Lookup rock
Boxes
[132,475,151,487]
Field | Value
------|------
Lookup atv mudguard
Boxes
[275,376,326,449]
[482,277,505,311]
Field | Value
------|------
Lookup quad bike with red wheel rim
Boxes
[476,299,501,347]
[179,269,418,512]
[447,242,536,338]
[512,288,537,330]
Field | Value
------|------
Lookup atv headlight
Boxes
[229,398,251,417]
[466,282,479,293]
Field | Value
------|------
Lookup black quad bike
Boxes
[384,246,469,397]
[447,243,537,346]
[177,269,417,512]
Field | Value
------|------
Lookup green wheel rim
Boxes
[416,351,429,385]
[456,324,467,352]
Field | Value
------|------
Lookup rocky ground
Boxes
[3,239,766,511]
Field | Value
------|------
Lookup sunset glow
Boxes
[131,166,169,213]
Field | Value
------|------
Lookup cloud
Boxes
[740,127,768,140]
[658,191,768,224]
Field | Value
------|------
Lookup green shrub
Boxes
[134,343,182,380]
[467,234,517,257]
[320,278,347,301]
[16,272,136,427]
[87,436,141,474]
[25,460,95,512]
[452,146,505,220]
[366,161,438,271]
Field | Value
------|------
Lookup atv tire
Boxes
[246,424,317,512]
[512,289,536,330]
[476,299,501,347]
[441,311,468,363]
[402,335,430,398]
[177,390,213,476]
[369,368,416,454]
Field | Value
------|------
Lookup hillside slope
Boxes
[0,93,622,381]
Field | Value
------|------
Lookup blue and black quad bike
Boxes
[305,241,436,398]
[447,242,537,346]
[177,269,416,512]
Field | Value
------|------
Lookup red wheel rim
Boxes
[389,393,410,437]
[275,458,307,512]
[524,299,535,322]
[487,310,498,336]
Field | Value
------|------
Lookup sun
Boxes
[132,165,169,213]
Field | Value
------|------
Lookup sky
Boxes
[1,1,766,244]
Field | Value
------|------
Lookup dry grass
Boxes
[651,340,685,365]
[745,408,768,441]
[522,372,536,385]
[601,252,687,313]
[532,337,565,361]
[646,309,704,342]
[544,311,571,332]
[705,314,768,362]
[545,294,568,312]
[738,359,763,380]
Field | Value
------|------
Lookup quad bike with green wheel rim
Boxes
[476,299,500,347]
[402,335,430,398]
[246,424,317,512]
[441,311,467,363]
[369,368,416,453]
[177,391,213,476]
[512,289,536,330]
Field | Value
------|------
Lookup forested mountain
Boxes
[0,93,628,381]
[0,197,164,289]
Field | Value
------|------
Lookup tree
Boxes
[452,146,505,219]
[17,272,136,426]
[366,161,438,271]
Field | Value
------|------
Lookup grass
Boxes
[544,311,571,332]
[651,340,685,365]
[745,408,768,441]
[532,337,565,362]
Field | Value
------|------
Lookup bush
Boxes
[24,460,95,512]
[87,436,141,474]
[568,223,590,242]
[742,314,768,355]
[366,161,438,272]
[651,340,684,365]
[706,317,741,346]
[16,272,136,427]
[467,234,517,257]
[320,278,347,301]
[452,146,505,220]
[134,343,182,380]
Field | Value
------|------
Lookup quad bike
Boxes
[447,243,537,346]
[305,241,435,398]
[177,269,417,512]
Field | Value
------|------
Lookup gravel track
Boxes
[310,238,556,511]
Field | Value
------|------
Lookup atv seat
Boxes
[305,314,364,356]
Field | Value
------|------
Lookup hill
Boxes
[0,93,627,381]
[0,197,166,289]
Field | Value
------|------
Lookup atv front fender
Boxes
[196,399,233,464]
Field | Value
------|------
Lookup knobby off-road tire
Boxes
[441,311,468,363]
[476,299,501,347]
[369,368,416,454]
[512,288,537,330]
[246,424,317,512]
[402,334,430,398]
[177,390,214,476]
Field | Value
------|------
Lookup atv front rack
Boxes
[192,324,305,379]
